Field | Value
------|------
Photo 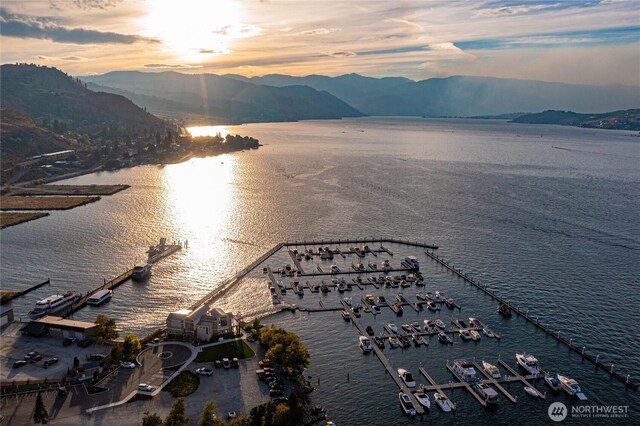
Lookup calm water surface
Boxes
[1,118,638,423]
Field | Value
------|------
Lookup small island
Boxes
[511,109,640,131]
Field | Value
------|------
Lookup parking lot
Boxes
[0,322,111,382]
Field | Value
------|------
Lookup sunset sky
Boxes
[1,0,639,85]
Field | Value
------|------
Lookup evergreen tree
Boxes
[33,393,49,424]
[197,400,224,426]
[163,397,189,426]
[142,411,162,426]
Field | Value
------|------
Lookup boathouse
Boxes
[166,305,238,341]
[0,306,14,329]
[20,316,98,340]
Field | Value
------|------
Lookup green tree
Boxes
[197,400,223,426]
[122,333,141,361]
[142,411,162,426]
[95,314,118,340]
[272,403,291,426]
[33,393,49,424]
[163,397,189,426]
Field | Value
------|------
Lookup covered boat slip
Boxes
[20,315,98,340]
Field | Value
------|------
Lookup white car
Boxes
[222,358,231,369]
[138,384,154,392]
[196,367,214,376]
[121,362,136,369]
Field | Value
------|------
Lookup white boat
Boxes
[557,375,587,400]
[381,259,391,272]
[398,392,416,417]
[330,265,340,274]
[342,297,352,306]
[398,368,416,388]
[28,292,81,319]
[358,336,372,353]
[402,256,420,271]
[341,310,351,321]
[482,361,501,379]
[475,382,499,404]
[387,323,398,334]
[132,263,152,281]
[482,328,495,338]
[453,359,477,382]
[414,386,431,409]
[544,374,561,391]
[516,353,541,375]
[434,291,446,302]
[388,336,401,348]
[426,301,438,311]
[470,330,481,341]
[434,319,446,330]
[459,330,472,341]
[524,385,539,398]
[87,289,112,306]
[433,392,452,412]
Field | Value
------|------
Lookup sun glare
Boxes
[187,125,229,138]
[142,0,244,62]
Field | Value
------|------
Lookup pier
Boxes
[62,242,183,318]
[418,367,457,410]
[0,279,49,305]
[472,362,518,403]
[498,360,545,399]
[425,249,638,390]
[347,308,424,415]
[446,364,487,407]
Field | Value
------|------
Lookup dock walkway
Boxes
[419,368,457,410]
[348,308,424,415]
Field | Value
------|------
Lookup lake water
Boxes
[1,117,639,423]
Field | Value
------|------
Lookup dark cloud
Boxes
[327,51,356,57]
[49,0,123,10]
[0,8,158,45]
[35,55,85,61]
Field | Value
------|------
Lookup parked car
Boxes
[87,354,106,361]
[228,412,237,419]
[63,337,77,346]
[120,362,136,369]
[259,359,272,368]
[214,360,222,368]
[30,354,43,363]
[222,358,231,369]
[195,367,214,376]
[232,358,239,367]
[77,339,94,348]
[269,389,284,397]
[13,360,27,368]
[24,351,40,361]
[271,396,288,404]
[57,387,67,397]
[137,384,154,392]
[44,358,58,368]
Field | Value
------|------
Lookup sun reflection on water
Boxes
[162,156,237,269]
[187,125,229,138]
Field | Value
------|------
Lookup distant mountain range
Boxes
[81,71,640,122]
[512,109,640,130]
[81,71,363,123]
[1,64,165,134]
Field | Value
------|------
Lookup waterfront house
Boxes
[166,305,238,341]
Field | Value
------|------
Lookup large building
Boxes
[0,306,14,329]
[166,305,238,341]
[20,316,98,340]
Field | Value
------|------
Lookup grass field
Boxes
[0,196,100,210]
[11,184,129,196]
[0,212,49,228]
[163,371,200,397]
[195,340,255,363]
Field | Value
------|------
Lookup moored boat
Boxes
[459,329,472,341]
[341,310,351,321]
[373,336,385,349]
[475,382,499,405]
[434,392,452,412]
[358,336,372,353]
[544,374,561,391]
[498,303,512,317]
[557,375,587,400]
[399,392,417,417]
[414,386,431,409]
[434,319,446,330]
[132,263,152,281]
[470,330,481,341]
[87,289,112,306]
[438,332,453,344]
[388,336,401,348]
[524,385,539,398]
[482,360,501,379]
[28,292,81,319]
[398,368,416,388]
[516,353,541,375]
